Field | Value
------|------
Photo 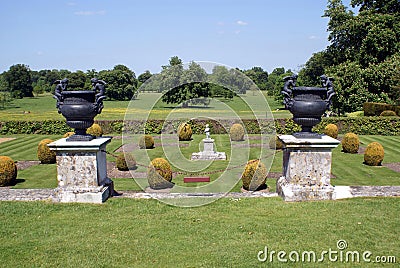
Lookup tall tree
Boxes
[3,64,33,98]
[300,0,400,113]
[98,65,137,100]
[0,74,13,108]
[243,67,269,90]
[162,60,211,107]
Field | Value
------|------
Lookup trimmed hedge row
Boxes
[1,117,399,136]
[313,117,400,136]
[363,102,400,116]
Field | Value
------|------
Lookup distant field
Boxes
[0,91,290,121]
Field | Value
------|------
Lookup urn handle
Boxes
[281,74,297,109]
[320,75,336,109]
[53,78,69,112]
[91,78,107,114]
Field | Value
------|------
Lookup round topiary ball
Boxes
[63,132,75,138]
[178,122,193,141]
[380,110,397,116]
[147,158,173,190]
[341,133,359,154]
[87,123,103,137]
[116,153,137,171]
[268,135,283,150]
[324,123,338,139]
[229,123,245,141]
[0,156,17,186]
[139,135,155,149]
[37,139,56,164]
[364,142,384,166]
[241,160,267,191]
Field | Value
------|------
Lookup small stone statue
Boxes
[205,124,210,139]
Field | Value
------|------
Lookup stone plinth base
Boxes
[276,177,334,202]
[48,137,113,203]
[191,138,226,160]
[277,135,339,202]
[53,186,110,203]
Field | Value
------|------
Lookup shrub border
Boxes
[1,117,399,136]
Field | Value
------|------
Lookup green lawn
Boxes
[0,91,290,121]
[1,134,399,191]
[0,197,398,267]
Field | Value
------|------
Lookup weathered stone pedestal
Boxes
[276,135,340,202]
[191,138,226,160]
[48,137,113,203]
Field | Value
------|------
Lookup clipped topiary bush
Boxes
[178,122,193,141]
[147,158,173,190]
[241,159,267,191]
[138,135,155,149]
[0,156,17,186]
[229,123,245,141]
[364,142,384,166]
[341,133,359,154]
[116,153,137,171]
[268,135,283,150]
[37,139,56,164]
[63,131,75,138]
[87,123,103,137]
[324,123,338,139]
[380,110,397,116]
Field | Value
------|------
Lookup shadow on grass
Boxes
[9,178,26,186]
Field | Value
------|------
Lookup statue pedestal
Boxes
[48,137,113,203]
[191,138,226,160]
[276,135,340,202]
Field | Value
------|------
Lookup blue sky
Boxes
[0,0,353,75]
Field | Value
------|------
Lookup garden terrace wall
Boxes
[1,117,399,136]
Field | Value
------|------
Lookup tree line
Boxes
[0,57,287,105]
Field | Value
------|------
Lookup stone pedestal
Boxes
[48,137,113,203]
[191,138,226,160]
[276,135,340,202]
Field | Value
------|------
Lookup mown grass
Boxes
[0,91,289,121]
[1,134,399,191]
[0,197,398,267]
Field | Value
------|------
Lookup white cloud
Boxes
[309,35,319,40]
[67,2,76,6]
[36,51,44,56]
[236,20,248,26]
[74,10,106,16]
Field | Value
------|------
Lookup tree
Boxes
[67,71,88,90]
[243,67,269,90]
[298,51,332,86]
[98,65,137,100]
[138,70,152,84]
[300,0,400,113]
[0,74,13,108]
[161,60,211,107]
[3,64,33,98]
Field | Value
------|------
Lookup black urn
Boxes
[281,75,335,138]
[54,78,106,141]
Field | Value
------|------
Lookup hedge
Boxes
[1,117,399,136]
[363,102,400,116]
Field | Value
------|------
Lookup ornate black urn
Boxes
[282,74,335,138]
[54,78,106,141]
